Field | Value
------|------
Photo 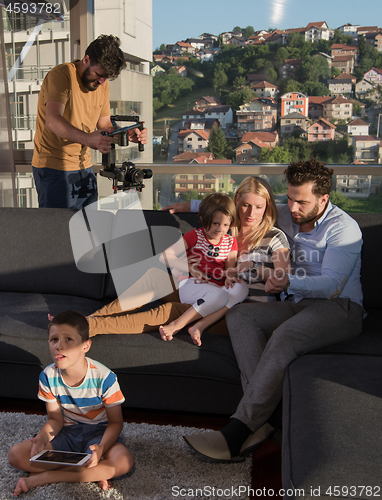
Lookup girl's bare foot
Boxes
[159,323,180,341]
[98,479,111,490]
[13,477,30,496]
[188,325,203,346]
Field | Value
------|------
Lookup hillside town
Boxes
[152,22,382,200]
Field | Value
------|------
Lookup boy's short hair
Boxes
[284,158,334,197]
[85,34,126,80]
[48,311,89,342]
[199,192,236,230]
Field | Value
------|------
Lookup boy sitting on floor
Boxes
[8,310,133,496]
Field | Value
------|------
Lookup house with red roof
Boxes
[172,42,195,57]
[251,81,279,99]
[347,118,370,137]
[307,118,336,142]
[177,129,210,154]
[235,132,278,163]
[322,96,353,121]
[304,22,330,42]
[332,55,356,74]
[309,96,331,119]
[363,68,382,85]
[327,73,356,95]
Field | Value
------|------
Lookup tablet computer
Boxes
[30,450,91,466]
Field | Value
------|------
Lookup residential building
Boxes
[278,58,303,79]
[280,113,310,138]
[347,118,370,136]
[322,96,353,121]
[235,132,278,163]
[195,96,221,109]
[182,105,233,129]
[357,26,380,37]
[251,81,278,99]
[355,79,375,99]
[352,135,382,163]
[332,55,355,74]
[173,152,214,162]
[196,49,214,63]
[221,32,241,44]
[280,92,309,117]
[327,73,356,95]
[337,24,359,38]
[185,38,211,50]
[309,96,331,120]
[364,31,382,52]
[174,65,187,77]
[183,118,220,131]
[172,41,195,56]
[330,44,358,59]
[363,67,382,85]
[177,129,210,154]
[236,98,277,135]
[304,22,330,42]
[151,64,166,76]
[174,169,233,199]
[336,161,372,198]
[307,118,336,142]
[203,105,233,128]
[226,36,247,48]
[263,30,288,45]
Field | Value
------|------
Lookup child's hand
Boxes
[30,436,45,458]
[224,276,242,288]
[189,265,209,284]
[85,444,104,468]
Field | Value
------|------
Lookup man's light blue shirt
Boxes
[277,201,363,306]
[189,198,363,306]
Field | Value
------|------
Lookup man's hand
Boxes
[128,127,148,145]
[265,269,289,294]
[161,201,191,213]
[85,444,104,468]
[86,129,113,154]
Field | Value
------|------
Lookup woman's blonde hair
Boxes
[199,192,236,230]
[232,176,277,250]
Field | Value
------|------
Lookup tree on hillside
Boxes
[259,146,291,163]
[225,87,256,112]
[207,127,227,159]
[212,67,228,93]
[243,26,255,38]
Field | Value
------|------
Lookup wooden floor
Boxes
[0,397,282,498]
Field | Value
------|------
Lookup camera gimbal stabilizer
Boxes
[99,115,152,192]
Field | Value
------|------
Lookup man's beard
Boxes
[81,66,100,92]
[291,201,320,225]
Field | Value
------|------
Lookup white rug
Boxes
[0,412,251,500]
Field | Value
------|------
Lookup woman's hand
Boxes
[226,261,253,278]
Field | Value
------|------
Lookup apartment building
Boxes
[236,98,277,135]
[280,113,310,139]
[280,92,309,118]
[352,135,382,163]
[322,96,353,121]
[251,81,278,99]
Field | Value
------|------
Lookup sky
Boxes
[152,0,381,50]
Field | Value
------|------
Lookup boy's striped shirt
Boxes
[38,357,125,425]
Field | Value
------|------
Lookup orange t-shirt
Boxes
[32,61,110,171]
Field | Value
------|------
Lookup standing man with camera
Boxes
[32,34,147,209]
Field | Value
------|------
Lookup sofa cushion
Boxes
[349,213,382,310]
[283,353,382,499]
[0,208,110,299]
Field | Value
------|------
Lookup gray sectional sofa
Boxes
[0,207,381,497]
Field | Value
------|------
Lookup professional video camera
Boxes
[99,115,152,192]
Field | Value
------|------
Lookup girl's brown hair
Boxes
[199,192,236,230]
